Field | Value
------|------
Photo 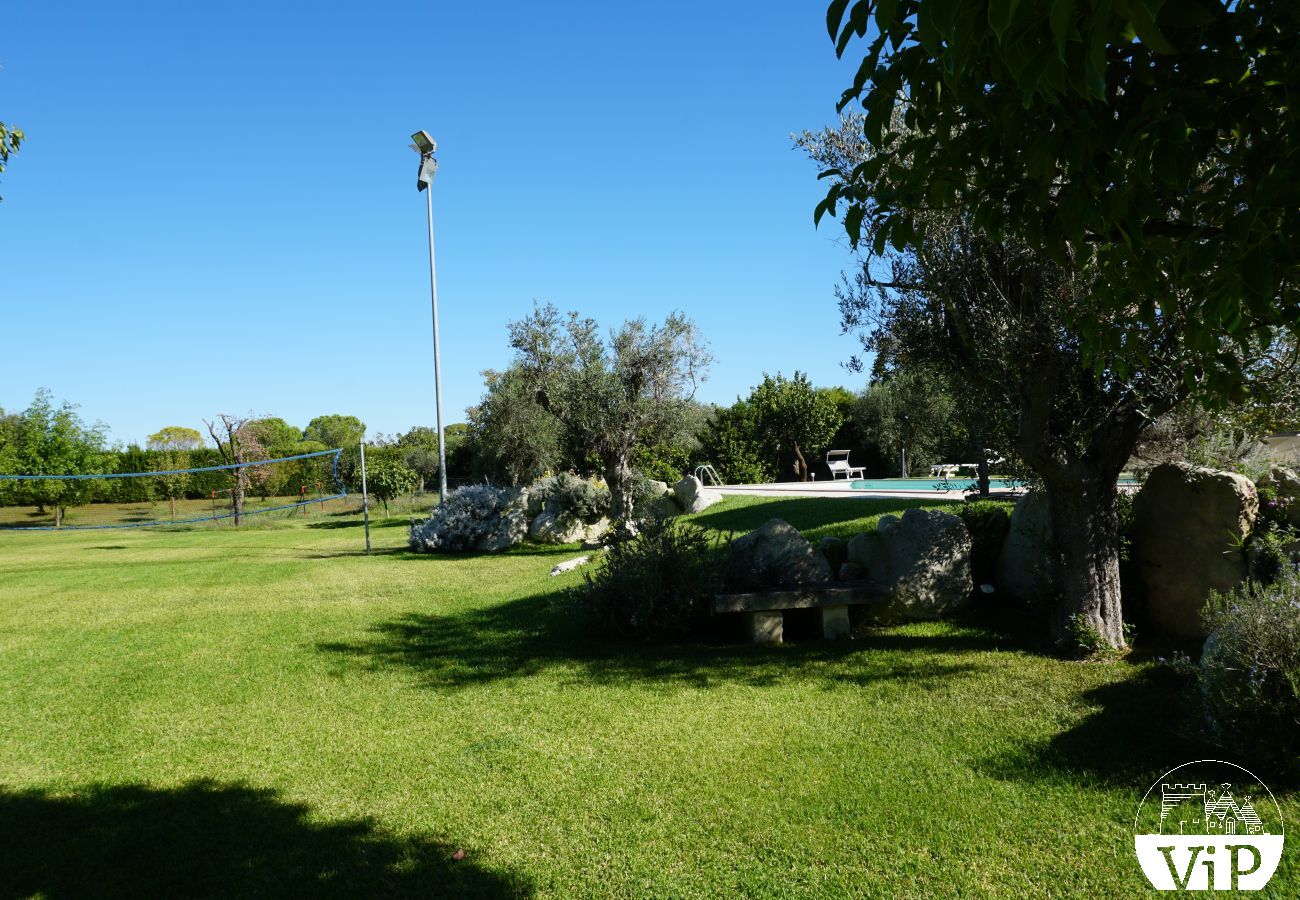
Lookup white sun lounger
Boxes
[826,450,865,480]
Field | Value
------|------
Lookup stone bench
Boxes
[713,581,886,644]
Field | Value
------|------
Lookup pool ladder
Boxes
[694,464,723,486]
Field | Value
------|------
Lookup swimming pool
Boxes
[848,477,1138,492]
[849,477,1023,492]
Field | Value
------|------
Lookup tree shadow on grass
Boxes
[307,519,408,531]
[0,780,528,899]
[317,589,1003,692]
[689,496,959,538]
[977,663,1206,789]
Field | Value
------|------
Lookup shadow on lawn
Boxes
[318,589,1003,691]
[0,780,528,899]
[979,663,1203,788]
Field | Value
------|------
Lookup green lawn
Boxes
[0,496,1294,897]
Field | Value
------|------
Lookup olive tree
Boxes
[813,1,1300,650]
[508,303,712,519]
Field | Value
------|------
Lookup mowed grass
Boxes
[0,496,1296,897]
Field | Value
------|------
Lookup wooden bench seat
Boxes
[713,581,885,644]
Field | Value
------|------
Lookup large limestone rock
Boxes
[1259,465,1300,529]
[643,480,670,499]
[529,511,609,545]
[726,518,833,590]
[859,508,974,621]
[996,491,1055,605]
[475,509,528,552]
[1133,463,1257,638]
[673,475,722,514]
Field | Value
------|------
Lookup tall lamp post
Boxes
[411,129,448,503]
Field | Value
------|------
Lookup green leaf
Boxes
[1050,0,1074,58]
[1242,244,1274,302]
[1157,0,1216,28]
[928,0,959,38]
[844,204,866,246]
[988,0,1020,41]
[1128,0,1177,54]
[826,0,851,41]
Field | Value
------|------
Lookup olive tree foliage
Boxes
[466,365,565,486]
[508,303,712,519]
[749,372,843,482]
[821,0,1300,394]
[855,369,964,477]
[811,1,1300,651]
[0,119,22,200]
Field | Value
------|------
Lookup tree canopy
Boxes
[750,372,843,482]
[0,119,22,201]
[304,415,365,451]
[508,303,712,518]
[147,427,205,452]
[1,390,108,527]
[821,0,1300,394]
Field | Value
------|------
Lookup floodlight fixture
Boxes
[410,128,448,502]
[410,130,437,155]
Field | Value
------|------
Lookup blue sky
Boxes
[1,1,865,446]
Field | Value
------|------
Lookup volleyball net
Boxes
[0,449,348,531]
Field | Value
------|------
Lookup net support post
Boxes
[359,439,371,555]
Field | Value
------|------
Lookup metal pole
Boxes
[359,439,371,555]
[425,182,449,503]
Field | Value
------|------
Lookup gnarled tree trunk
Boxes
[604,453,634,521]
[1043,471,1126,650]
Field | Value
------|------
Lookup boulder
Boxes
[502,486,530,512]
[673,475,722,513]
[996,491,1055,606]
[643,480,670,499]
[845,532,875,570]
[818,536,847,571]
[529,510,601,544]
[865,508,973,621]
[726,518,833,590]
[475,509,528,552]
[1258,465,1300,529]
[838,561,866,582]
[1132,463,1257,638]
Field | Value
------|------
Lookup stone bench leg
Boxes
[821,605,850,640]
[746,610,783,645]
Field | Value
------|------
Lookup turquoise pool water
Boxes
[848,477,1138,492]
[849,477,1022,492]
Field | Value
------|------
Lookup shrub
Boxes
[367,460,418,515]
[409,485,523,552]
[1196,568,1300,777]
[579,516,723,640]
[955,500,1012,588]
[1249,483,1300,582]
[531,472,610,521]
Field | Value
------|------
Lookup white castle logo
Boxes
[1135,762,1284,891]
